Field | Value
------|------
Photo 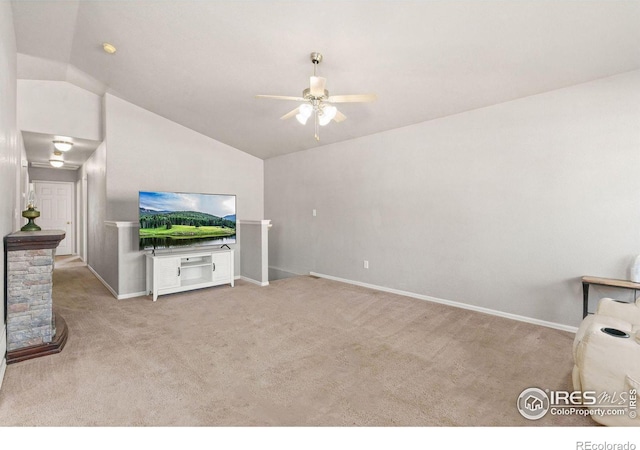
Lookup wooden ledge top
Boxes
[582,276,640,290]
[4,230,66,251]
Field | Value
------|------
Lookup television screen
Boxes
[139,191,236,250]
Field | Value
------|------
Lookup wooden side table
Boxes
[581,276,640,318]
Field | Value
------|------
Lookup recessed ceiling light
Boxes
[102,42,117,54]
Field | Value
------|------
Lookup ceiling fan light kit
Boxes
[318,105,337,126]
[256,52,376,142]
[296,103,313,125]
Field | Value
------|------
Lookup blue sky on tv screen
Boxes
[139,191,236,218]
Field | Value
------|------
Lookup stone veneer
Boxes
[6,248,56,350]
[4,230,66,360]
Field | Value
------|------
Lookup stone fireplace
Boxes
[4,230,68,363]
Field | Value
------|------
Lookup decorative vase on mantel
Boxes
[21,185,41,232]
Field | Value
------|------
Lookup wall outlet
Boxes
[313,209,317,217]
[364,260,369,269]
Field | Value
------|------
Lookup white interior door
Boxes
[35,181,74,255]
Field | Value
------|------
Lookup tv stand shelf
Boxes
[182,259,210,268]
[145,248,234,301]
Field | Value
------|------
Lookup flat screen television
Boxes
[138,191,236,250]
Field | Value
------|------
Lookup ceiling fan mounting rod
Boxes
[310,52,322,65]
[310,52,322,76]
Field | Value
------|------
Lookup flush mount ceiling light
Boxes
[49,150,64,168]
[256,52,376,141]
[102,42,117,54]
[53,140,73,152]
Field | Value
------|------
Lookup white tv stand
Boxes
[145,248,234,301]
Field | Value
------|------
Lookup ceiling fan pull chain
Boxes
[314,112,320,141]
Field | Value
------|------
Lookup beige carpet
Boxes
[0,265,593,426]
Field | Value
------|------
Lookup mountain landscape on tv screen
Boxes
[138,191,237,249]
[139,209,235,229]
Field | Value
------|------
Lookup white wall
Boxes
[0,0,20,389]
[91,94,264,296]
[265,70,640,328]
[17,79,102,141]
[84,141,113,288]
[239,221,270,286]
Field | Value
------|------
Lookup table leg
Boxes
[582,282,589,318]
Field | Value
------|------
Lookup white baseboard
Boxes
[240,276,269,287]
[87,264,118,299]
[117,291,148,300]
[269,266,302,276]
[309,272,578,333]
[86,265,147,299]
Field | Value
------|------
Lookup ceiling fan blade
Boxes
[256,95,305,101]
[333,110,347,123]
[310,76,326,97]
[327,94,377,103]
[280,107,300,120]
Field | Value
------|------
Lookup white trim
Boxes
[237,220,271,225]
[269,265,302,277]
[81,175,87,263]
[87,265,145,299]
[240,276,269,287]
[104,221,138,228]
[309,272,578,333]
[87,264,118,299]
[76,181,80,257]
[145,245,232,257]
[117,291,148,300]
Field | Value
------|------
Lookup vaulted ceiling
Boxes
[11,0,640,160]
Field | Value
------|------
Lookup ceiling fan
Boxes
[256,52,377,141]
